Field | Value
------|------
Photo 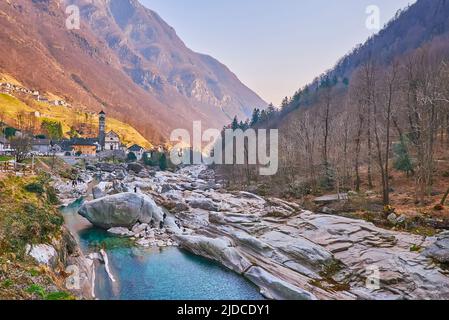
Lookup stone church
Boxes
[98,111,121,151]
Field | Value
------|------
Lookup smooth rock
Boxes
[26,244,58,268]
[244,266,317,300]
[175,235,251,273]
[92,185,106,199]
[387,213,398,225]
[132,223,149,235]
[78,192,164,229]
[424,232,449,264]
[187,198,219,211]
[107,227,134,237]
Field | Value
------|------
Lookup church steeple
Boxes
[99,111,106,150]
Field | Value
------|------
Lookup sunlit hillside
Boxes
[0,88,152,149]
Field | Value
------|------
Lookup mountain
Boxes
[280,0,449,115]
[0,0,267,143]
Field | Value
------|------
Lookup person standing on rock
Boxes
[134,186,137,193]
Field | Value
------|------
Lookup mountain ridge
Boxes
[0,0,267,144]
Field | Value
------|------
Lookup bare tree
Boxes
[10,136,32,163]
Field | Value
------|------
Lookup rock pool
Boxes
[62,201,264,300]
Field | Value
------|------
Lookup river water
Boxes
[62,200,264,300]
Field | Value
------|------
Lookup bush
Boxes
[127,152,137,162]
[159,153,167,171]
[1,203,64,254]
[394,136,414,175]
[24,182,45,195]
[46,187,60,205]
[288,181,313,198]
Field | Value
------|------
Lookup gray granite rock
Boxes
[79,192,164,229]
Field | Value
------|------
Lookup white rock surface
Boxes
[26,244,58,268]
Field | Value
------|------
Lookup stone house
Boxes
[127,144,145,160]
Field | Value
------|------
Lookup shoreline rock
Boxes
[78,192,164,229]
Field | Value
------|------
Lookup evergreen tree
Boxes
[250,109,260,126]
[231,116,239,130]
[281,97,289,108]
[394,136,414,176]
[127,152,137,162]
[159,153,168,171]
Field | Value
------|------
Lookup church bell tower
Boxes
[99,110,106,150]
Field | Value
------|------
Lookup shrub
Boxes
[393,136,414,175]
[159,153,167,171]
[26,284,46,299]
[127,152,137,162]
[24,182,45,195]
[46,187,60,205]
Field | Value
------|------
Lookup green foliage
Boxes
[127,152,137,162]
[29,269,41,277]
[288,181,313,198]
[1,279,13,288]
[250,109,261,126]
[159,153,167,171]
[3,127,17,139]
[393,136,414,175]
[143,152,166,167]
[26,285,73,300]
[68,126,80,139]
[27,284,46,298]
[0,177,64,255]
[0,155,13,162]
[231,116,239,130]
[45,291,74,301]
[320,162,336,190]
[46,186,60,205]
[40,119,63,140]
[24,182,45,195]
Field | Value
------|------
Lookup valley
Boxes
[2,0,449,303]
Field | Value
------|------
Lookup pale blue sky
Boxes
[141,0,415,105]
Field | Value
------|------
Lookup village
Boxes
[0,106,167,174]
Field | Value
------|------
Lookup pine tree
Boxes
[393,136,414,176]
[250,109,260,126]
[231,116,239,130]
[281,97,289,108]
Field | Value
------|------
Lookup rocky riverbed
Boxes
[54,163,449,300]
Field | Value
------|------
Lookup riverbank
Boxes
[52,161,449,300]
[0,174,86,300]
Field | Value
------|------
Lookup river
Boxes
[62,200,264,300]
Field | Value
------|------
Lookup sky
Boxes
[141,0,416,105]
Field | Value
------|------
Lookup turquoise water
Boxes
[62,202,264,300]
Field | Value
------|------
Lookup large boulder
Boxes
[127,163,144,174]
[92,182,109,199]
[424,232,449,264]
[78,192,164,229]
[175,235,251,273]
